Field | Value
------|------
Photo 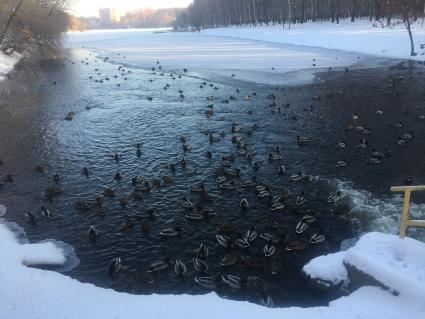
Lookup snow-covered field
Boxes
[203,19,425,61]
[1,220,424,319]
[0,52,21,81]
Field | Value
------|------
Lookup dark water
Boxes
[1,49,425,307]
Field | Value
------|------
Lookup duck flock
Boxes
[2,51,425,307]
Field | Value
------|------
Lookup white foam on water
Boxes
[327,179,425,240]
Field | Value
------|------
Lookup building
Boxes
[99,8,121,24]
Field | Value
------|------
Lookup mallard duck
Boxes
[148,258,170,272]
[310,233,326,244]
[295,221,309,234]
[222,275,242,290]
[216,234,231,248]
[219,181,235,190]
[82,167,89,177]
[336,160,347,167]
[241,177,257,187]
[336,141,346,148]
[160,226,181,238]
[220,253,238,266]
[108,257,121,277]
[260,233,280,244]
[296,193,306,206]
[297,135,310,146]
[285,240,307,251]
[244,227,257,242]
[193,257,208,273]
[270,201,285,211]
[197,242,209,259]
[194,276,217,289]
[87,226,99,240]
[371,149,385,159]
[40,206,51,218]
[174,259,187,277]
[328,191,342,203]
[263,244,276,257]
[290,172,303,182]
[278,165,286,175]
[269,153,282,161]
[302,215,316,224]
[240,198,249,209]
[368,157,382,165]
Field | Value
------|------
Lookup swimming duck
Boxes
[368,157,382,165]
[356,139,368,148]
[174,259,187,277]
[40,206,51,218]
[135,181,150,193]
[263,244,276,257]
[160,226,182,238]
[220,253,238,266]
[244,227,257,242]
[302,215,316,224]
[87,226,99,240]
[397,137,406,145]
[82,167,89,177]
[290,172,303,182]
[216,234,232,248]
[269,153,282,161]
[295,221,309,234]
[219,181,235,190]
[403,173,413,186]
[147,258,170,273]
[114,171,122,181]
[194,276,217,289]
[328,191,342,203]
[193,257,208,273]
[108,257,121,277]
[260,295,274,308]
[240,198,249,209]
[285,240,308,251]
[270,200,285,211]
[234,236,250,249]
[336,140,346,148]
[222,275,243,290]
[296,192,306,206]
[260,233,280,244]
[196,242,209,259]
[241,177,257,188]
[336,160,347,167]
[310,233,326,244]
[278,165,286,175]
[297,135,310,146]
[371,149,385,159]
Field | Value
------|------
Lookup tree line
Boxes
[0,0,70,54]
[175,0,425,55]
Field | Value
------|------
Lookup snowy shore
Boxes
[202,19,425,61]
[1,219,424,319]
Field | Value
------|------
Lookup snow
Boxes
[1,221,424,319]
[66,28,373,85]
[0,52,21,81]
[202,19,425,61]
[303,251,348,287]
[66,20,425,85]
[304,232,425,302]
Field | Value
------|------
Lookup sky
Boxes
[71,0,193,17]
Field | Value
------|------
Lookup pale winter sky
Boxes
[71,0,193,17]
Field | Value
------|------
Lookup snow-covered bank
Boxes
[202,19,425,61]
[66,28,373,85]
[1,219,424,319]
[304,232,425,299]
[0,52,21,81]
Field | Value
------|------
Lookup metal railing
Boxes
[391,185,425,238]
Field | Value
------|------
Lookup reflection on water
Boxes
[0,49,425,307]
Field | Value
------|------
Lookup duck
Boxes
[220,253,238,266]
[278,165,286,175]
[25,212,38,225]
[174,259,187,277]
[216,175,227,184]
[336,140,346,148]
[241,177,257,187]
[295,220,309,234]
[403,173,413,186]
[147,258,170,272]
[234,236,250,249]
[40,206,51,218]
[244,227,257,242]
[260,295,274,308]
[328,191,342,203]
[196,242,209,259]
[181,197,193,210]
[270,200,285,211]
[132,175,144,185]
[240,198,249,209]
[371,149,385,159]
[336,160,347,167]
[310,233,326,244]
[296,192,306,206]
[216,234,232,248]
[219,181,235,190]
[87,225,99,240]
[297,135,310,146]
[263,244,276,257]
[82,167,89,177]
[302,215,317,224]
[160,226,182,238]
[194,276,217,289]
[135,181,150,193]
[290,172,303,182]
[108,257,121,277]
[53,173,61,184]
[193,257,208,273]
[260,233,280,244]
[222,275,243,290]
[285,240,308,251]
[368,157,382,165]
[268,153,282,161]
[114,171,122,181]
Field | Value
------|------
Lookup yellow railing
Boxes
[391,185,425,238]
